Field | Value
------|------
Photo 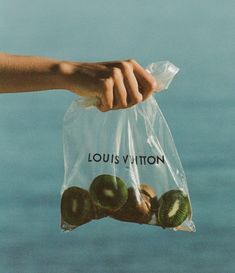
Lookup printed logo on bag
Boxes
[88,153,165,166]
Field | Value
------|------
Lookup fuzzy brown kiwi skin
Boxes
[110,184,156,224]
[61,186,94,227]
[139,184,159,214]
[156,189,190,228]
[139,184,156,198]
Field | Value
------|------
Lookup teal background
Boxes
[0,0,235,272]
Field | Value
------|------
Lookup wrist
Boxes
[58,60,80,91]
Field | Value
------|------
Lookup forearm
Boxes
[0,53,157,111]
[0,53,66,93]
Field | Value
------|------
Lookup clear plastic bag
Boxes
[60,61,195,232]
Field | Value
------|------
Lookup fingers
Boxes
[130,59,158,100]
[122,64,143,107]
[97,59,157,112]
[98,78,114,112]
[113,70,128,109]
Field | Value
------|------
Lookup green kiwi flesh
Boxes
[89,174,128,212]
[156,189,190,228]
[61,186,93,226]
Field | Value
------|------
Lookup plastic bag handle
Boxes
[76,61,179,108]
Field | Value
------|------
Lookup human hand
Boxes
[60,59,158,111]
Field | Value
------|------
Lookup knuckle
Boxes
[97,103,106,112]
[102,77,113,89]
[111,67,122,78]
[148,78,157,91]
[102,100,113,110]
[141,87,153,99]
[99,104,112,112]
[126,58,136,65]
[131,94,143,104]
[141,92,151,101]
[106,103,113,110]
[120,60,132,72]
[120,100,128,108]
[136,95,143,103]
[99,107,107,112]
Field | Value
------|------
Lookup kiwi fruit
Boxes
[156,189,190,228]
[111,184,156,224]
[89,174,128,212]
[139,184,156,198]
[61,186,93,226]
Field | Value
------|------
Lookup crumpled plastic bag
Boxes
[60,61,196,232]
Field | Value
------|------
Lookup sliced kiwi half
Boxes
[156,189,190,228]
[61,186,93,226]
[89,174,128,212]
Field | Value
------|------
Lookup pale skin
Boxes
[0,53,158,111]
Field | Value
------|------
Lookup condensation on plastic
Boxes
[62,61,195,232]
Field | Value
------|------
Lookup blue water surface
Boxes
[0,0,235,272]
